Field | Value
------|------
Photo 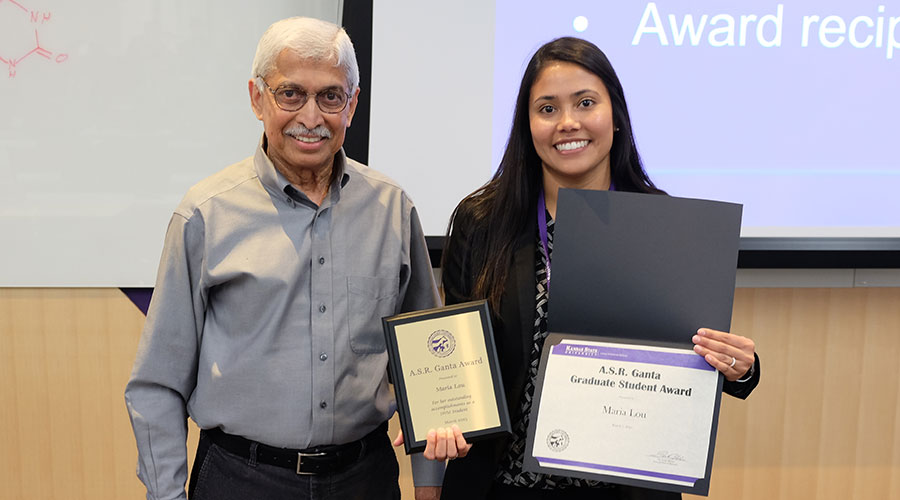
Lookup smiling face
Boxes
[250,49,359,177]
[529,61,615,191]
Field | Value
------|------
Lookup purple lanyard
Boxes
[537,190,551,289]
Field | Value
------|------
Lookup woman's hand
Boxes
[692,328,755,381]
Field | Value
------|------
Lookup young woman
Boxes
[438,37,760,500]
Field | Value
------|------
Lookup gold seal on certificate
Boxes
[383,300,511,453]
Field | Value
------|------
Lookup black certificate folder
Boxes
[549,189,743,347]
[383,300,511,454]
[522,190,741,495]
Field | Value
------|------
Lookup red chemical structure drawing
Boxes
[0,0,67,78]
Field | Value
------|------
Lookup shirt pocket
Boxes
[347,275,399,354]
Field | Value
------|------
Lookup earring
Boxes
[614,127,620,132]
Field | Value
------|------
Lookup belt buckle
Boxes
[296,451,327,475]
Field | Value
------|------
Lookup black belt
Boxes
[203,421,388,475]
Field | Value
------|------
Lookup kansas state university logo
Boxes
[427,329,456,357]
[547,429,569,452]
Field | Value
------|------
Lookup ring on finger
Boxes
[729,356,736,368]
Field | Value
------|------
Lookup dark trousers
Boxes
[188,430,401,500]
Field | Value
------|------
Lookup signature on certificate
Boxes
[648,450,687,466]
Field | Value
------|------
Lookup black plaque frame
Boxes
[383,300,511,454]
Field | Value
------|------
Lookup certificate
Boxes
[518,189,741,495]
[524,334,723,495]
[383,300,511,454]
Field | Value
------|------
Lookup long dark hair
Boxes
[443,37,664,311]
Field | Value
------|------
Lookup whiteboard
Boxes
[1,0,339,286]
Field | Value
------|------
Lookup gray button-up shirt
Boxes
[125,142,442,499]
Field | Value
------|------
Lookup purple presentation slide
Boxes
[492,1,900,235]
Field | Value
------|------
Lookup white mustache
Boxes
[285,125,332,139]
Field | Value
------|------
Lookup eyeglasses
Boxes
[257,77,351,114]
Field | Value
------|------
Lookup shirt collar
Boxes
[253,134,351,207]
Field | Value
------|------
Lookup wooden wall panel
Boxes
[1,287,898,500]
[0,289,147,499]
[687,288,900,500]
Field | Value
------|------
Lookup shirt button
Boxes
[319,304,327,313]
[320,401,327,409]
[318,257,325,265]
[319,353,328,361]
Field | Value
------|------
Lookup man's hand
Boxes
[424,425,472,461]
[415,486,441,500]
[392,429,404,447]
[392,425,473,460]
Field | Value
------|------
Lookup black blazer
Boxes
[440,199,760,499]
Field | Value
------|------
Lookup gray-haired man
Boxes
[125,17,443,500]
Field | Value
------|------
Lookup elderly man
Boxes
[125,17,445,500]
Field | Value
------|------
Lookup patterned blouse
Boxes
[494,213,611,490]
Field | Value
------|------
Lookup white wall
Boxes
[368,0,496,237]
